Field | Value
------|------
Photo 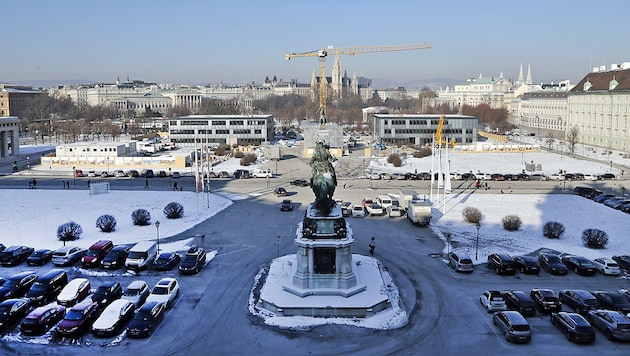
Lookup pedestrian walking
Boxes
[145,179,149,189]
[28,181,33,189]
[173,181,178,190]
[87,179,91,188]
[66,181,70,189]
[12,161,17,172]
[32,178,37,189]
[369,237,376,256]
[343,182,346,189]
[62,180,65,189]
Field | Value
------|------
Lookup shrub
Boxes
[132,209,151,226]
[57,221,83,243]
[582,229,608,249]
[462,207,482,224]
[502,215,522,231]
[163,202,184,219]
[387,153,402,167]
[412,147,432,158]
[240,153,257,166]
[233,151,245,158]
[96,214,117,233]
[214,144,231,156]
[542,221,565,239]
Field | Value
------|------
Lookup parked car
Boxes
[492,310,531,343]
[598,173,616,180]
[612,255,630,271]
[20,303,66,336]
[549,173,565,181]
[100,171,110,178]
[0,271,37,301]
[146,278,180,309]
[81,239,114,268]
[351,205,366,218]
[513,255,540,274]
[91,299,135,337]
[538,253,568,275]
[0,245,34,266]
[26,269,68,306]
[365,203,384,216]
[502,290,536,317]
[274,187,288,197]
[74,169,84,177]
[448,252,474,272]
[51,246,85,267]
[594,194,615,203]
[141,169,154,178]
[530,174,548,181]
[461,172,476,180]
[56,301,99,337]
[387,205,405,217]
[179,246,206,275]
[91,281,123,309]
[487,253,516,275]
[559,289,599,314]
[127,169,140,178]
[490,173,505,181]
[157,170,167,178]
[289,179,310,187]
[550,312,596,343]
[57,278,91,307]
[126,301,165,338]
[217,171,229,178]
[561,255,596,276]
[101,245,130,270]
[280,199,294,211]
[479,290,507,312]
[87,170,96,177]
[121,280,150,309]
[592,257,621,276]
[587,309,630,341]
[530,288,562,313]
[152,252,181,271]
[0,298,31,332]
[26,249,53,266]
[590,291,630,314]
[114,170,126,178]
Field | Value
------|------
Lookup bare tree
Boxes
[545,132,555,150]
[567,126,579,155]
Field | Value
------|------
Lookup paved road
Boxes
[4,150,630,355]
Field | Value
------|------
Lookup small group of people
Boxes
[28,178,37,189]
[474,180,490,190]
[61,180,70,189]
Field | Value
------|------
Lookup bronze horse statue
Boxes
[310,141,337,214]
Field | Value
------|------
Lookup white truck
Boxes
[407,200,432,226]
[398,189,420,211]
[253,169,273,178]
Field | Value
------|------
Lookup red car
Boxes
[56,301,99,337]
[20,303,66,335]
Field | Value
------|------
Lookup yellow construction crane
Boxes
[285,43,432,128]
[435,114,456,148]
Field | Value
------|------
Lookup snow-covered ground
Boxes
[5,140,630,331]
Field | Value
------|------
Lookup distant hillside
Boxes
[4,79,95,88]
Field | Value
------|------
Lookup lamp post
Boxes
[276,235,281,257]
[72,166,76,187]
[155,220,160,253]
[169,168,172,189]
[106,157,110,173]
[475,223,481,261]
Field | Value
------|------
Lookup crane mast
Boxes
[285,43,432,128]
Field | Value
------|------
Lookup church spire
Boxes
[518,63,524,84]
[525,64,532,85]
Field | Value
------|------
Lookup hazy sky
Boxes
[1,0,627,86]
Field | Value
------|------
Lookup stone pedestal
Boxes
[283,203,366,297]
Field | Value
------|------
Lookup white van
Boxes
[254,169,273,178]
[376,195,393,209]
[125,241,158,271]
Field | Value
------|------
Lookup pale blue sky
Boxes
[1,0,627,86]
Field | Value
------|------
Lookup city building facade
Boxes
[372,114,478,146]
[168,114,274,147]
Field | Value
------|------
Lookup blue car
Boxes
[152,252,180,271]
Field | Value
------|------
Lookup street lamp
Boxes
[276,235,281,257]
[475,223,481,261]
[169,168,172,189]
[155,220,161,253]
[72,166,76,187]
[106,157,110,173]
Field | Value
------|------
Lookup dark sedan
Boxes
[20,303,66,336]
[56,301,99,337]
[91,281,123,309]
[101,245,130,270]
[126,301,165,338]
[0,271,37,302]
[550,312,596,343]
[152,252,181,271]
[502,290,536,317]
[0,298,31,332]
[280,199,294,211]
[26,249,53,266]
[0,245,34,266]
[559,289,599,314]
[590,291,630,314]
[612,255,630,271]
[538,253,568,275]
[274,187,288,196]
[514,255,540,274]
[290,179,310,187]
[562,255,596,276]
[530,288,561,313]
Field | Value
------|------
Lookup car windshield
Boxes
[31,251,44,257]
[21,318,37,326]
[547,256,561,263]
[0,252,13,258]
[152,286,168,295]
[65,310,85,321]
[94,287,110,296]
[85,250,99,257]
[107,251,122,258]
[182,255,198,263]
[512,325,529,331]
[542,297,557,302]
[575,326,593,333]
[133,311,152,321]
[584,299,599,306]
[460,259,472,264]
[30,282,46,292]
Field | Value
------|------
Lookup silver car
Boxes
[448,252,474,272]
[493,310,531,343]
[480,290,508,312]
[587,309,630,341]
